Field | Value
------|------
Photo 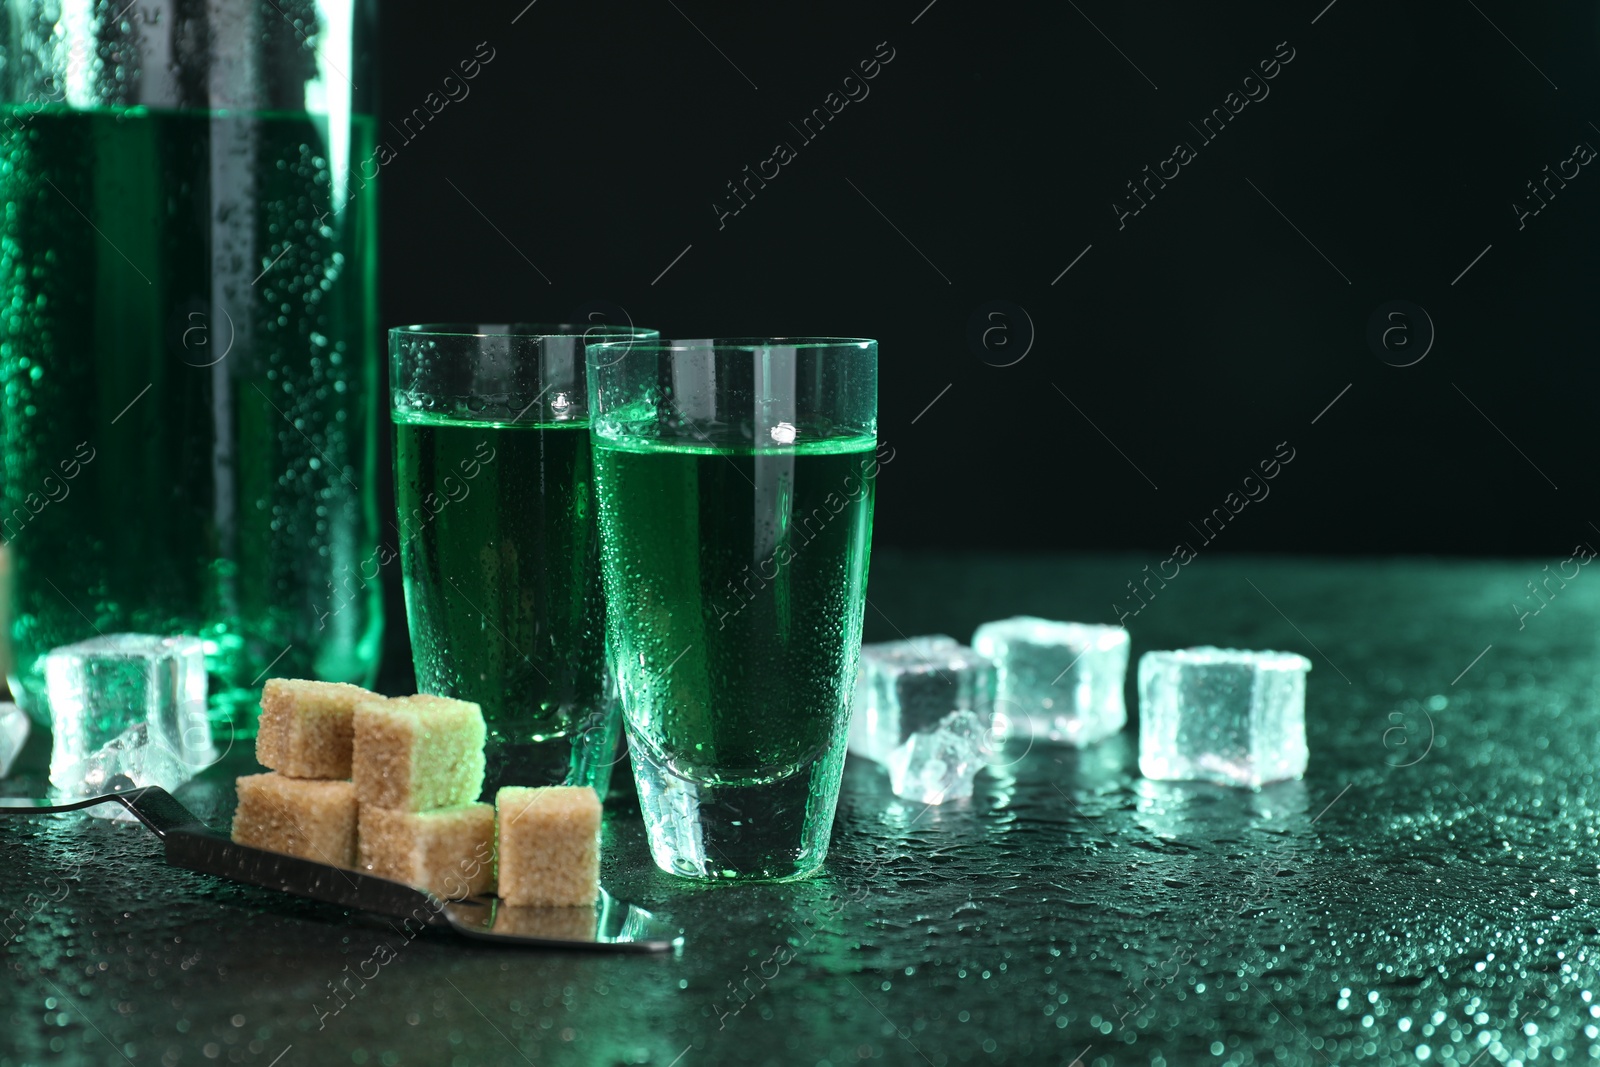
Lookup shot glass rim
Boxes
[587,335,875,354]
[389,322,658,341]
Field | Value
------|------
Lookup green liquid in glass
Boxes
[593,433,876,788]
[394,414,612,790]
[0,105,382,731]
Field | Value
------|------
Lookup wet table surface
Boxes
[2,551,1595,1067]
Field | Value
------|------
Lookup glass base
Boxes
[628,734,847,882]
[485,710,622,800]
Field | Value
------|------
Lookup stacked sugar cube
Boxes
[230,679,601,906]
[351,693,496,899]
[231,680,369,869]
[230,683,500,898]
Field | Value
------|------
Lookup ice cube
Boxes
[849,635,997,764]
[57,721,194,820]
[0,702,29,778]
[45,633,214,794]
[971,617,1129,746]
[884,710,988,805]
[1137,647,1310,789]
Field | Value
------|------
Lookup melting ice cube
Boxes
[884,710,989,805]
[972,616,1130,747]
[1137,646,1310,789]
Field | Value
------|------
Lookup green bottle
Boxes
[0,5,382,735]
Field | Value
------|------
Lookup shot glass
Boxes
[389,323,657,797]
[587,337,879,881]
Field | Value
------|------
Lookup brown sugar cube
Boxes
[357,803,495,899]
[255,678,376,778]
[231,773,357,867]
[495,786,601,907]
[352,695,486,812]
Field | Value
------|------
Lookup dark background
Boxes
[372,0,1600,682]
